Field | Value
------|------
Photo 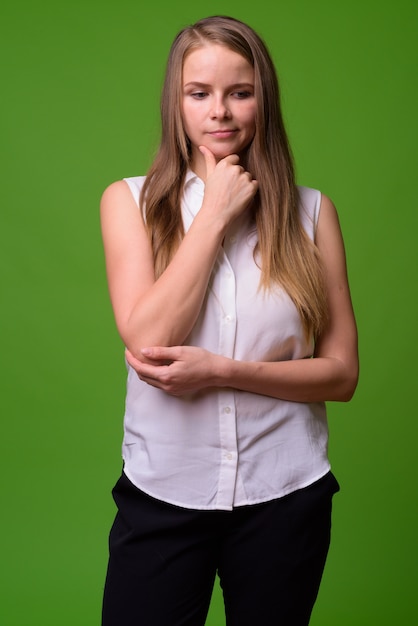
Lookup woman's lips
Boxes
[208,129,237,138]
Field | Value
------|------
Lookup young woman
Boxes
[100,15,358,626]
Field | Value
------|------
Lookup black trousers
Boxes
[102,470,340,626]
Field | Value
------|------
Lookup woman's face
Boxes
[182,43,256,179]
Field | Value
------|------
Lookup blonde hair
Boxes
[141,15,327,338]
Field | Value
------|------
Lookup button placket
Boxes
[215,248,239,509]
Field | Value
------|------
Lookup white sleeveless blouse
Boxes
[120,172,330,510]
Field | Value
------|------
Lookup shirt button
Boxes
[226,452,233,460]
[225,315,232,322]
[224,406,231,414]
[230,235,236,243]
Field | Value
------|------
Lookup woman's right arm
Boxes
[100,149,258,359]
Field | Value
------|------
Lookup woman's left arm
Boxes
[127,194,359,403]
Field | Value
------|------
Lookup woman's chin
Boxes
[211,147,238,161]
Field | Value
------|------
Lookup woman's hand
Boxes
[199,146,258,227]
[125,345,223,396]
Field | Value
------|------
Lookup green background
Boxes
[1,0,416,624]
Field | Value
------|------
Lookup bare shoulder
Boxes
[100,179,146,242]
[315,192,346,253]
[100,177,150,267]
[100,179,137,216]
[318,193,340,224]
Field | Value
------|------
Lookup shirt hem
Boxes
[123,463,331,512]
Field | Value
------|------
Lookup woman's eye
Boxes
[191,92,207,99]
[234,91,252,99]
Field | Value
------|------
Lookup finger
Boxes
[141,346,178,362]
[198,145,217,177]
[125,347,165,368]
[130,358,168,381]
[223,153,240,165]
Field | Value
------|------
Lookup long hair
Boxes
[140,15,327,339]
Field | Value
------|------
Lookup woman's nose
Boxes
[210,97,231,119]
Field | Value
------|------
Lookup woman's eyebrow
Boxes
[183,81,254,89]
